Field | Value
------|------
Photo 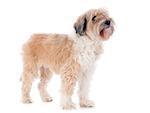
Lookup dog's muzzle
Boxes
[99,19,114,40]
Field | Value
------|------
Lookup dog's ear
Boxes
[74,14,87,36]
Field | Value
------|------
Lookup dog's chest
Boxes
[73,37,103,71]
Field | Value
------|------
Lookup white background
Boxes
[0,0,150,113]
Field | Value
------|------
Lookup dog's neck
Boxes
[69,32,104,62]
[69,32,103,48]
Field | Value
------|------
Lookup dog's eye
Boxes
[92,16,96,21]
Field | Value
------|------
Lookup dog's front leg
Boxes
[60,78,76,110]
[78,72,95,108]
[60,61,80,109]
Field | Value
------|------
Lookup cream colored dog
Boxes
[21,8,114,109]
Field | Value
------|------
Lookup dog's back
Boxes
[22,33,74,74]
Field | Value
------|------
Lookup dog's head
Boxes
[74,9,114,41]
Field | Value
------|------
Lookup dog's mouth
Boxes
[99,19,114,40]
[99,26,114,40]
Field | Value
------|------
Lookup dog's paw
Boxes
[80,100,95,108]
[22,98,33,104]
[62,102,76,110]
[42,97,53,102]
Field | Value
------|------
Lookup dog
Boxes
[21,8,114,109]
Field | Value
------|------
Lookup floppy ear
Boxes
[74,15,87,36]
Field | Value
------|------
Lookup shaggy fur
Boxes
[21,8,114,109]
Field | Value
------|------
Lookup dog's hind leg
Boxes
[21,60,37,103]
[38,67,53,102]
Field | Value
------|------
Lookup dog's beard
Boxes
[100,26,114,40]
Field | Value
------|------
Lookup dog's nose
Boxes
[104,20,110,26]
